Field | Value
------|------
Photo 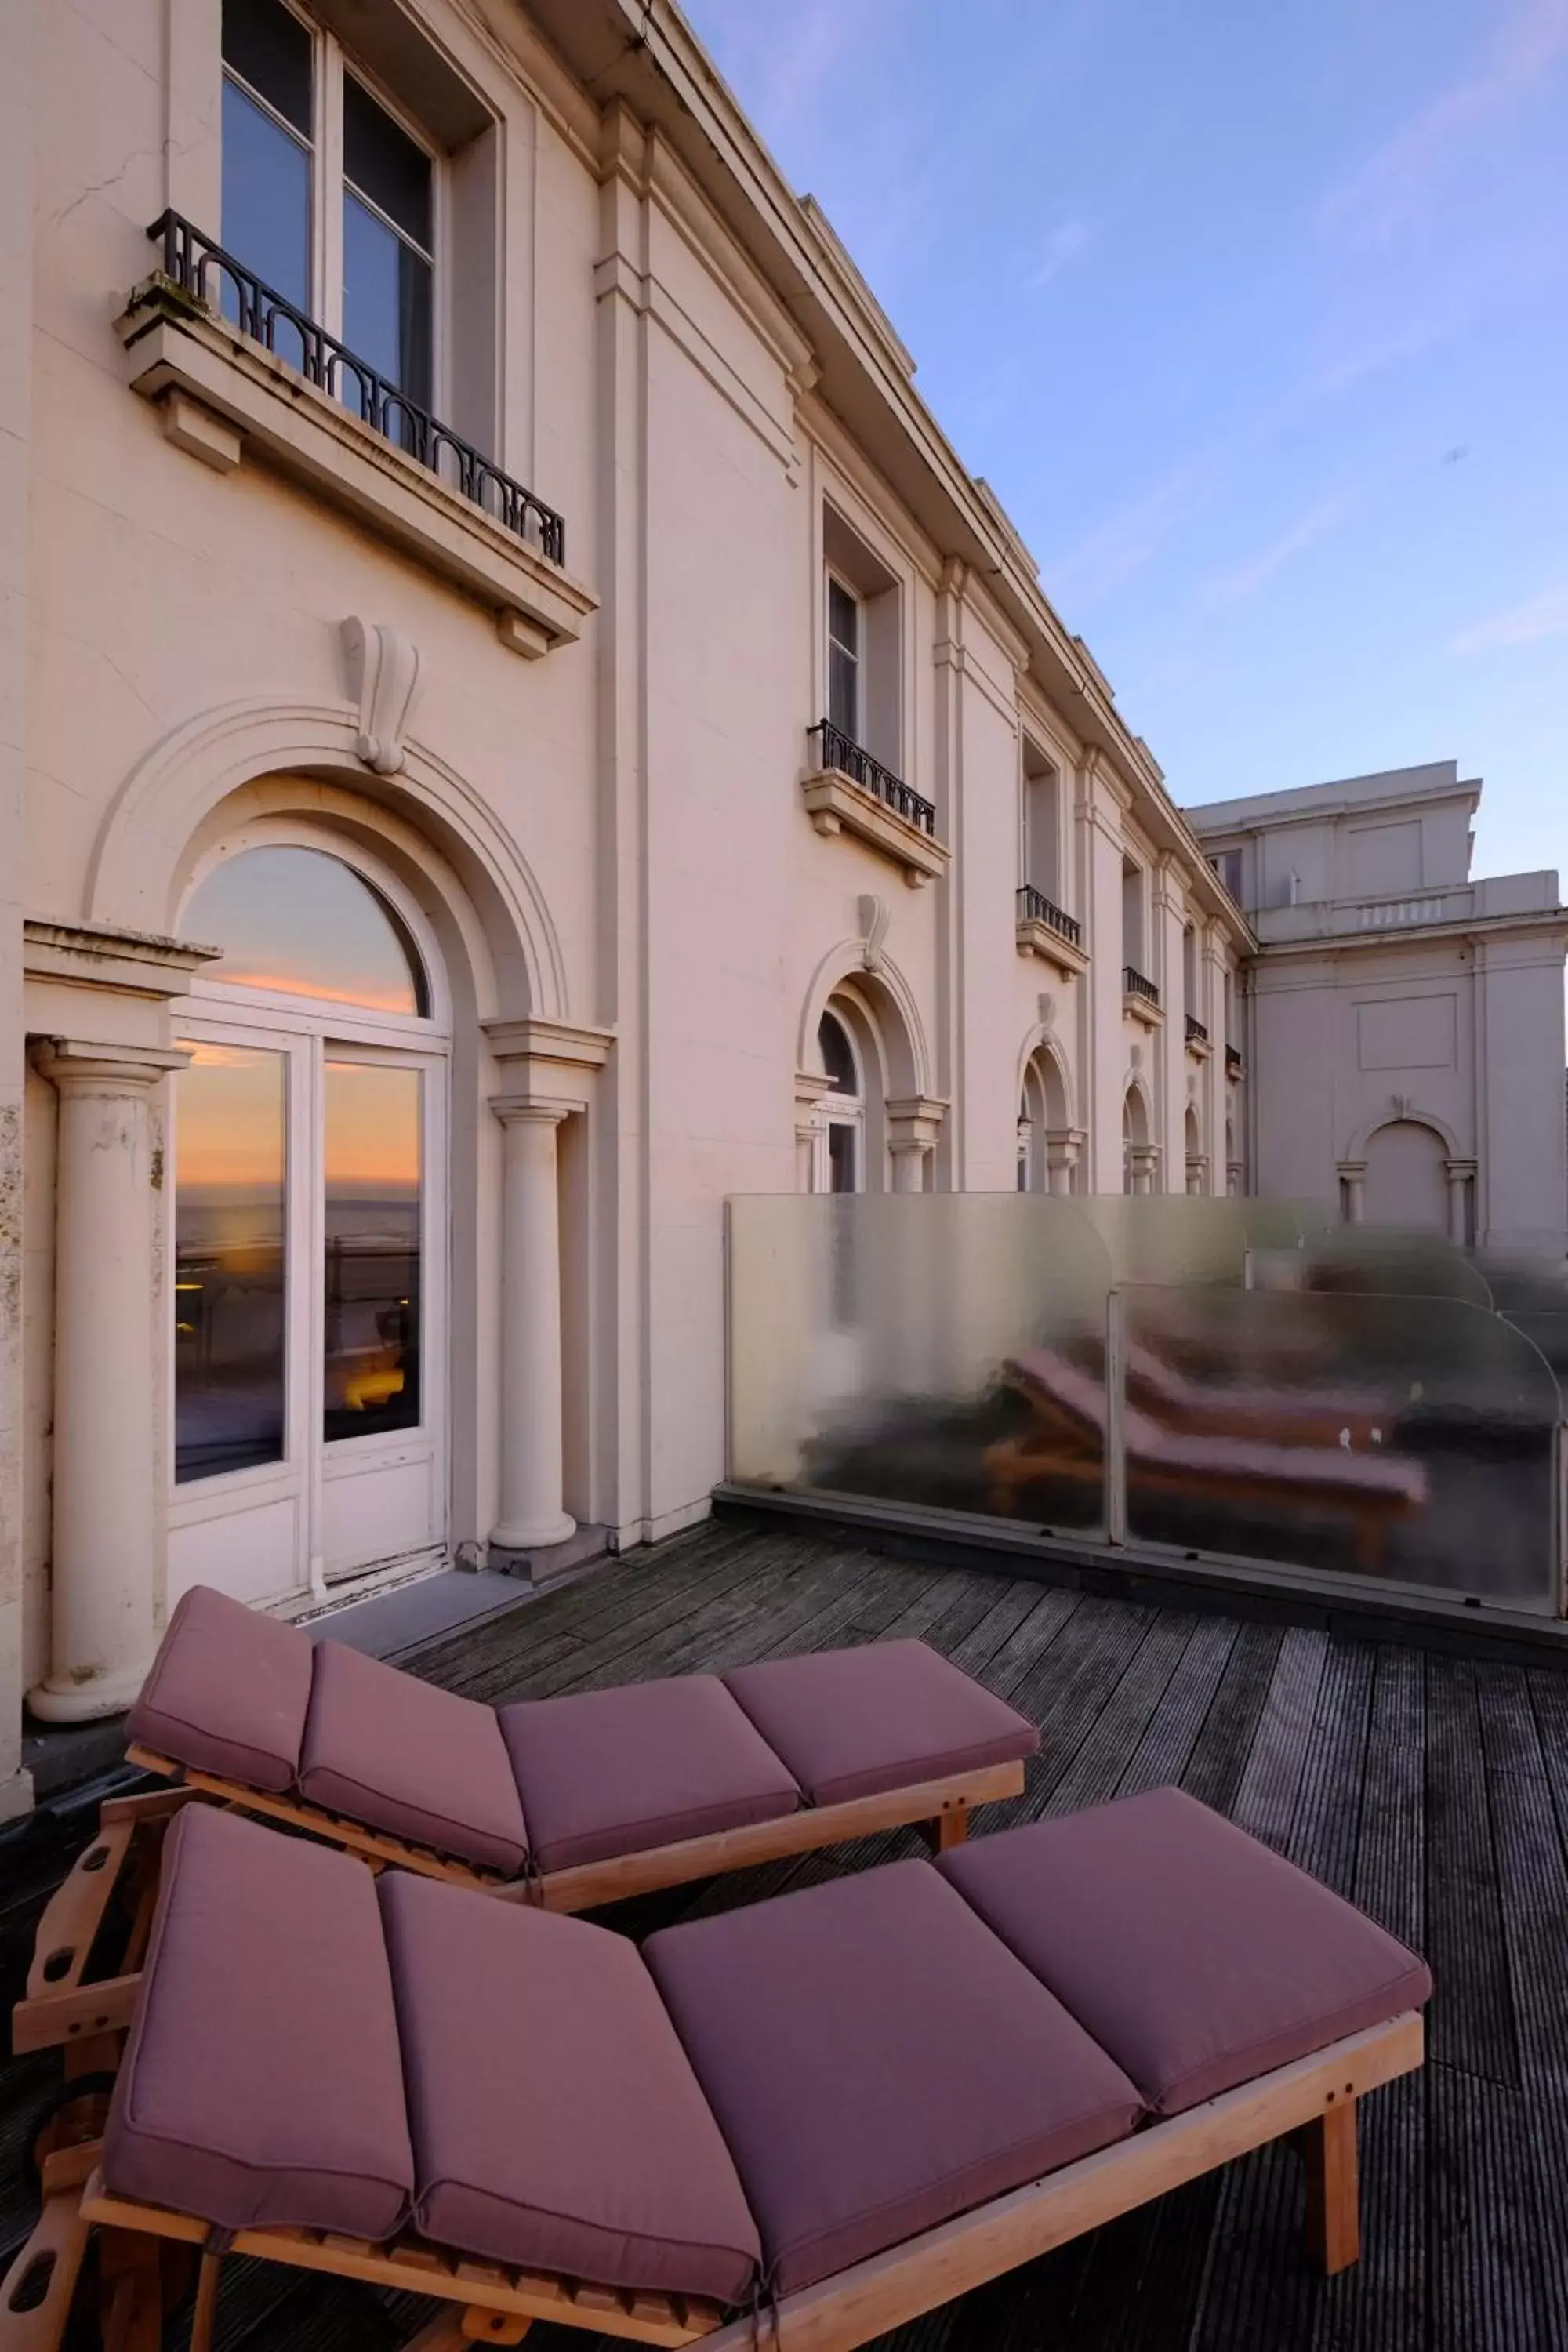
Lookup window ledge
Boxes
[1015,917,1088,978]
[1184,1031,1213,1062]
[1123,989,1165,1029]
[801,769,950,888]
[115,277,597,658]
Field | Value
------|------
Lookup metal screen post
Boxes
[1106,1287,1127,1545]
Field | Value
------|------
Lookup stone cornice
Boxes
[24,919,220,1000]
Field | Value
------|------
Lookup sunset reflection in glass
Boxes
[324,1061,422,1442]
[184,845,427,1014]
[174,1043,287,1483]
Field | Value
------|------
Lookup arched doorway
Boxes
[1363,1119,1448,1230]
[1018,1045,1072,1193]
[1123,1084,1152,1196]
[170,831,450,1604]
[818,1007,865,1192]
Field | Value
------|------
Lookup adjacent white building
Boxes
[1188,763,1568,1248]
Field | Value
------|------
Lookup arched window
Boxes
[1363,1120,1448,1229]
[1018,1046,1071,1194]
[172,832,448,1605]
[1123,1085,1149,1196]
[184,843,430,1015]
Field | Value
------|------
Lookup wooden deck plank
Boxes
[8,1518,1568,2352]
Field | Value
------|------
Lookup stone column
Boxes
[1130,1144,1160,1198]
[1045,1127,1084,1196]
[490,1099,575,1552]
[1338,1162,1367,1225]
[888,1142,927,1195]
[30,1040,187,1722]
[886,1096,946,1197]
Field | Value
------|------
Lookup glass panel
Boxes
[324,1062,422,1443]
[727,1195,1113,1531]
[818,1012,858,1094]
[827,579,858,738]
[343,192,433,416]
[343,74,433,250]
[175,1044,287,1483]
[1123,1283,1559,1607]
[185,846,427,1014]
[221,76,310,311]
[223,0,313,134]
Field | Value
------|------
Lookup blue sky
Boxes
[680,0,1568,880]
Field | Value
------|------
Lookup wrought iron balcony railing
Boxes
[147,211,567,566]
[1123,965,1160,1007]
[1185,1013,1209,1045]
[1017,885,1081,947]
[809,720,935,836]
[1225,1043,1244,1079]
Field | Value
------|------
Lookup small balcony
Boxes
[1016,885,1088,978]
[1123,964,1163,1027]
[115,212,595,657]
[1184,1011,1211,1058]
[1226,1042,1245,1081]
[801,720,949,888]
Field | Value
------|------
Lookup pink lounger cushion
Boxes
[126,1583,312,1794]
[644,1857,1143,2294]
[382,1872,761,2303]
[939,1787,1433,2117]
[297,1639,529,1878]
[721,1639,1039,1809]
[105,1806,413,2239]
[498,1677,800,1875]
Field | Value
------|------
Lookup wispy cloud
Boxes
[1046,459,1218,612]
[1450,579,1568,655]
[1204,494,1357,608]
[1319,0,1568,246]
[1025,213,1092,292]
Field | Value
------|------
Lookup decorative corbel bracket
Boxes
[857,894,890,975]
[342,617,420,776]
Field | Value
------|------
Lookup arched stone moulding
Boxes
[83,698,570,1025]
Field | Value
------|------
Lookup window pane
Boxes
[221,77,310,312]
[324,1063,421,1444]
[819,1011,858,1094]
[223,0,312,135]
[343,192,433,413]
[827,642,858,739]
[175,1044,287,1483]
[184,846,427,1016]
[827,579,858,657]
[343,74,433,250]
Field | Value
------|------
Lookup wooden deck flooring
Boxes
[5,1515,1567,2350]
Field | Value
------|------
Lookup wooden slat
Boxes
[11,1973,140,2055]
[76,2180,718,2347]
[24,1817,135,2001]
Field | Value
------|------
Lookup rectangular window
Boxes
[1122,859,1145,972]
[221,0,313,318]
[175,1042,288,1483]
[221,0,438,419]
[343,73,434,416]
[1208,848,1243,901]
[1023,748,1060,902]
[826,576,861,742]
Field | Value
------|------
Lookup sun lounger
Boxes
[2,1791,1429,2352]
[16,1588,1036,2051]
[987,1348,1425,1568]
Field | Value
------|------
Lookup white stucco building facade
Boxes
[1188,764,1568,1250]
[0,0,1258,1815]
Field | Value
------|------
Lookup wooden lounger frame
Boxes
[0,2013,1423,2352]
[14,1759,1022,2059]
